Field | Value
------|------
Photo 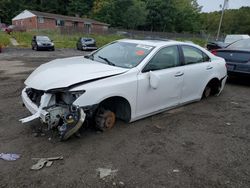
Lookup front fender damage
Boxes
[20,90,86,141]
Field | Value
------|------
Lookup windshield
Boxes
[37,36,50,42]
[227,39,250,49]
[90,41,154,68]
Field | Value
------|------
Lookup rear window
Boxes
[227,39,250,49]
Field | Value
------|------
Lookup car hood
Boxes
[25,56,128,91]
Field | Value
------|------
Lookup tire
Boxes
[95,108,116,131]
[203,85,212,98]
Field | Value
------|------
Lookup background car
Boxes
[206,41,227,51]
[211,38,250,77]
[76,37,97,51]
[31,35,55,51]
[224,34,250,45]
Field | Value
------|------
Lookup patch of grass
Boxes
[11,30,124,48]
[12,32,34,47]
[10,30,207,49]
[0,31,11,47]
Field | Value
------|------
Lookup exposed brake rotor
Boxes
[95,109,116,131]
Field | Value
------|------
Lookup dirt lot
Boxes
[0,48,249,188]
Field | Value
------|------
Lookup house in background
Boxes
[12,10,109,34]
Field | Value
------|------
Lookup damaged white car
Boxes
[20,39,227,140]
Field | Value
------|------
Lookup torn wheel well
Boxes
[206,78,221,95]
[98,96,131,122]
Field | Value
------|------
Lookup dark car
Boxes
[76,37,97,51]
[211,38,250,76]
[206,41,227,51]
[32,35,55,51]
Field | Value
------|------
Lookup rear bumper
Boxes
[217,75,227,96]
[228,70,250,76]
[227,62,250,75]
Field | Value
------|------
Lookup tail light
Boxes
[211,50,217,55]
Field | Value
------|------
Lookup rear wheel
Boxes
[203,79,221,99]
[95,108,116,131]
[203,85,212,98]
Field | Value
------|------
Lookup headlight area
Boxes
[20,88,86,140]
[45,90,86,140]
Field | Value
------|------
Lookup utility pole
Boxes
[216,0,229,41]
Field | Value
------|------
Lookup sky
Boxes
[197,0,250,12]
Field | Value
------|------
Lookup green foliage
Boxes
[200,7,250,36]
[0,0,249,35]
[12,32,33,47]
[67,0,94,17]
[117,0,148,29]
[0,31,11,46]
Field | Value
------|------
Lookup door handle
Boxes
[206,66,213,70]
[175,72,184,77]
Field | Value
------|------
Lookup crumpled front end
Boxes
[20,87,86,140]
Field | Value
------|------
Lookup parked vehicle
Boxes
[206,41,227,51]
[31,35,55,51]
[211,38,250,77]
[224,34,250,45]
[20,39,227,140]
[76,37,97,51]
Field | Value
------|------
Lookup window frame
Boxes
[56,19,65,26]
[142,45,182,73]
[180,45,211,66]
[38,17,44,24]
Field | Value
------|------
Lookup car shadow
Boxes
[227,76,250,87]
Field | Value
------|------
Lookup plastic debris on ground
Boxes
[231,101,239,105]
[173,169,180,173]
[0,153,20,161]
[96,168,118,179]
[31,156,63,170]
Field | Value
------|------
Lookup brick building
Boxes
[12,10,109,34]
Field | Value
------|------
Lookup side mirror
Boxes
[149,71,160,89]
[51,39,53,42]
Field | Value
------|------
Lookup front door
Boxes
[136,45,184,117]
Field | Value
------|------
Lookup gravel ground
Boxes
[0,48,249,188]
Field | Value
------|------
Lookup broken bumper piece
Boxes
[20,88,86,140]
[20,88,52,123]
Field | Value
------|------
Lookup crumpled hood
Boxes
[25,56,128,91]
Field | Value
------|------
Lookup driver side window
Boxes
[143,46,180,72]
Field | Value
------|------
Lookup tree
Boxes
[123,0,148,29]
[67,0,94,17]
[92,0,133,27]
[145,0,177,32]
[173,0,201,33]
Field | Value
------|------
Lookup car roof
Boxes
[118,39,185,47]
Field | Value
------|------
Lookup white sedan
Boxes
[20,39,227,140]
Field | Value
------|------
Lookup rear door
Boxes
[180,45,213,103]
